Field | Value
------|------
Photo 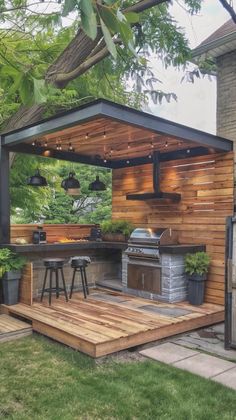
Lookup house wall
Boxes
[217,50,236,142]
[112,152,234,305]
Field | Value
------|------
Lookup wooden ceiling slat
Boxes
[23,115,213,161]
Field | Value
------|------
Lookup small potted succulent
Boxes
[101,220,134,242]
[184,251,210,305]
[0,248,26,305]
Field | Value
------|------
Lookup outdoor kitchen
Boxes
[0,99,234,356]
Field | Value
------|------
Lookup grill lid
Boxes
[129,228,178,246]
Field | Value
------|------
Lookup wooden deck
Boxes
[1,290,224,357]
[0,314,32,342]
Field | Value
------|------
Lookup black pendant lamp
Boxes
[89,175,106,191]
[27,169,48,187]
[61,171,80,195]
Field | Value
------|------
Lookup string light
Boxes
[150,141,154,149]
[68,142,74,152]
[187,149,190,154]
[103,130,106,139]
[32,141,35,146]
[165,141,168,148]
[128,143,131,149]
[44,141,48,148]
[85,133,89,140]
[126,160,130,164]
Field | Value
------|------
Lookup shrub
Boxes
[184,252,210,276]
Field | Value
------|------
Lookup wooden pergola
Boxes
[0,99,233,244]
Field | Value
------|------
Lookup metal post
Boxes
[0,138,10,244]
[225,216,233,349]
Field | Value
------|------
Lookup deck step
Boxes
[96,278,122,291]
[0,314,32,343]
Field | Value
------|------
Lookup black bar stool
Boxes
[70,257,90,299]
[41,258,68,305]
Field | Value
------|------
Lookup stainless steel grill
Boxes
[125,227,178,260]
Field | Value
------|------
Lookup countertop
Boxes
[2,241,128,253]
[2,242,205,255]
[159,244,205,254]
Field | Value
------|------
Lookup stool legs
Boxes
[70,269,76,299]
[60,268,68,302]
[70,266,89,299]
[41,266,68,305]
[41,268,48,302]
[80,267,87,299]
[83,267,89,296]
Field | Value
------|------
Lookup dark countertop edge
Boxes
[1,241,128,253]
[1,242,205,255]
[159,244,206,254]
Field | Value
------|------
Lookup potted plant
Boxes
[184,251,210,305]
[0,248,26,305]
[101,220,134,242]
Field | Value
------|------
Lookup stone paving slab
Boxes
[213,366,236,390]
[173,353,235,379]
[172,336,236,361]
[140,342,198,364]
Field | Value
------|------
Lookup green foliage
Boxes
[184,252,210,276]
[101,219,134,236]
[0,248,26,277]
[11,157,112,224]
[0,0,205,123]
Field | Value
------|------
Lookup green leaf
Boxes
[98,5,119,34]
[33,78,47,104]
[62,0,78,17]
[117,21,133,45]
[19,76,33,105]
[80,0,93,18]
[100,18,117,59]
[103,0,116,4]
[81,11,97,40]
[117,9,126,23]
[125,12,139,24]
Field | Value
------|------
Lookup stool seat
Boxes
[44,258,65,269]
[41,258,68,305]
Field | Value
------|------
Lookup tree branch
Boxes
[218,0,236,23]
[125,0,169,13]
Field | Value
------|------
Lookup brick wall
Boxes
[217,50,236,141]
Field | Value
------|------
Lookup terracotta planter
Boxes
[102,233,127,242]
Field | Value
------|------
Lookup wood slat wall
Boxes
[10,224,96,244]
[19,263,33,305]
[112,152,234,305]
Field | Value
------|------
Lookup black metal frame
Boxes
[2,99,233,152]
[225,216,236,350]
[0,138,10,244]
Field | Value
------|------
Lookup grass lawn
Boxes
[0,335,235,420]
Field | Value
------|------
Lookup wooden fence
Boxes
[112,152,234,305]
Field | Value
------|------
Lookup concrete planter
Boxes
[2,270,21,305]
[188,273,207,305]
